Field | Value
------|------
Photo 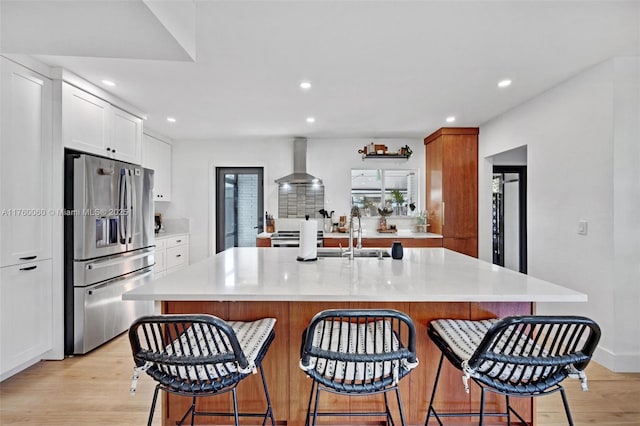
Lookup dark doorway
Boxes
[492,166,527,273]
[215,167,264,254]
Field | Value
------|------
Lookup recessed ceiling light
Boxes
[446,116,456,123]
[101,80,116,87]
[306,117,315,124]
[167,117,176,123]
[498,79,512,88]
[299,81,312,90]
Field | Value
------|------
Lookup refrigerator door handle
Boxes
[119,169,127,244]
[86,268,152,295]
[85,247,154,270]
[128,170,135,244]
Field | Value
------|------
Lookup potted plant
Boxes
[391,189,405,215]
[377,205,393,230]
[363,196,376,216]
[400,144,413,158]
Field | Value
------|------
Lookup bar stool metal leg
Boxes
[147,385,160,426]
[560,386,575,426]
[425,353,445,426]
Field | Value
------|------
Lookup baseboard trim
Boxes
[594,345,640,372]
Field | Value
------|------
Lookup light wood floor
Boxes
[1,333,639,425]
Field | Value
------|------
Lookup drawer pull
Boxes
[19,265,37,271]
[176,254,181,258]
[175,239,182,243]
[19,255,37,260]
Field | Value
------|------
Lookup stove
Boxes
[270,230,324,247]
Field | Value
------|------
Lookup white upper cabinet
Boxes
[62,82,142,164]
[62,83,110,156]
[142,133,172,201]
[0,58,53,267]
[112,107,142,164]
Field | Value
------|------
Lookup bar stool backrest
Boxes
[300,309,418,393]
[129,314,255,394]
[467,315,601,394]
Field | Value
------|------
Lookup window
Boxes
[351,169,418,216]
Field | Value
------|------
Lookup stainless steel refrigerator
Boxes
[64,151,155,355]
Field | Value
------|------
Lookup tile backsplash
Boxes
[278,184,325,218]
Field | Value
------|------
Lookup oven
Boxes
[270,230,324,247]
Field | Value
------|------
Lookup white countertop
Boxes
[154,231,189,240]
[124,247,586,303]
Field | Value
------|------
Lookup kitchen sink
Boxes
[316,248,390,258]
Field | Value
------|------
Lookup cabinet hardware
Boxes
[175,239,181,243]
[176,254,181,258]
[19,255,37,260]
[19,265,37,271]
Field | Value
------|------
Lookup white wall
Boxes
[479,58,640,372]
[163,137,422,263]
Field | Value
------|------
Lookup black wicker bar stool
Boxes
[425,315,601,426]
[299,309,419,426]
[128,314,276,426]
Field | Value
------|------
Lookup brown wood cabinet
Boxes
[361,237,441,248]
[323,237,349,247]
[324,237,442,248]
[256,237,271,247]
[424,127,478,257]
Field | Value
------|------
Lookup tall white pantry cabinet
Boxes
[0,58,54,380]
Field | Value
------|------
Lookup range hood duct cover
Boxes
[274,137,323,185]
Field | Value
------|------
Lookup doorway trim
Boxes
[493,165,527,273]
[215,167,264,254]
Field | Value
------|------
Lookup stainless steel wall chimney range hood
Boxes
[274,137,323,185]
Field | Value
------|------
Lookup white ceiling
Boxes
[2,1,638,141]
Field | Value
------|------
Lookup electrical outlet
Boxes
[578,220,588,235]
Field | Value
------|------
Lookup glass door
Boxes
[215,167,264,253]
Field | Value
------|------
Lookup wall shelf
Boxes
[361,154,409,160]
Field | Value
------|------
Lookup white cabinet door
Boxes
[142,134,172,201]
[0,58,52,267]
[153,235,188,278]
[112,107,142,164]
[0,260,53,379]
[62,82,112,157]
[155,247,166,271]
[166,245,189,270]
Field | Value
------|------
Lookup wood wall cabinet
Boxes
[62,82,142,164]
[142,133,172,201]
[424,127,478,257]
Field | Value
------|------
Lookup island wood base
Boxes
[162,301,533,426]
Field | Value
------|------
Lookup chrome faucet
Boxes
[344,206,362,260]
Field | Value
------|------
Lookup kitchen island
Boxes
[124,247,586,426]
